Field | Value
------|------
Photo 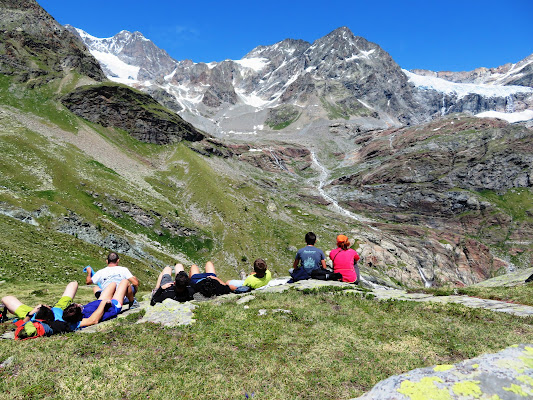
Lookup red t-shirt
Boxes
[330,248,360,283]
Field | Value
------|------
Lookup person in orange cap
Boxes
[329,235,360,283]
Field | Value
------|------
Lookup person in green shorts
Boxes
[2,281,80,339]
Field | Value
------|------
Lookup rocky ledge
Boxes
[61,84,205,144]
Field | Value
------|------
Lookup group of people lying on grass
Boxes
[2,279,133,340]
[150,231,361,304]
[1,232,359,340]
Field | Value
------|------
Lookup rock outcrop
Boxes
[353,344,533,400]
[323,115,533,285]
[61,83,205,144]
[0,0,105,83]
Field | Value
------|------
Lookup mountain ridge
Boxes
[69,25,533,137]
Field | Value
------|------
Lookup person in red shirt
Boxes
[329,235,360,283]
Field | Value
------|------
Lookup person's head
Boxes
[107,252,120,266]
[305,232,317,245]
[174,271,190,293]
[63,304,83,323]
[253,258,268,279]
[34,305,54,323]
[197,279,216,298]
[336,235,350,250]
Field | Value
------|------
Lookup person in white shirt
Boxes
[85,252,139,306]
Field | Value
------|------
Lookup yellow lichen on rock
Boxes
[519,348,533,369]
[517,374,533,386]
[434,364,454,372]
[503,383,530,397]
[452,381,482,398]
[397,377,451,400]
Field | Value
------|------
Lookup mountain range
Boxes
[1,0,532,290]
[67,25,533,139]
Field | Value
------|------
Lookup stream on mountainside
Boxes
[309,151,432,288]
[309,151,369,223]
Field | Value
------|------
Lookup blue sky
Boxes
[39,0,532,71]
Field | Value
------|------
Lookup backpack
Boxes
[310,269,343,281]
[235,285,252,294]
[13,320,47,341]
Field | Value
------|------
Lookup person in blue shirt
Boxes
[292,232,327,274]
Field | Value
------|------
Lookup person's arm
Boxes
[321,259,327,269]
[292,258,299,269]
[206,276,237,291]
[22,305,41,323]
[128,276,139,289]
[354,251,360,263]
[78,300,110,328]
[86,267,94,285]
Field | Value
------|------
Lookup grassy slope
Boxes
[0,75,354,292]
[1,290,532,399]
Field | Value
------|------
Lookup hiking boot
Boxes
[128,299,140,309]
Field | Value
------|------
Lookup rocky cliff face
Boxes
[325,115,533,285]
[0,0,105,83]
[61,84,205,144]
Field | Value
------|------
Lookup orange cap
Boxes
[337,234,350,246]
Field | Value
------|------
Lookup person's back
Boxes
[330,235,360,283]
[91,256,134,290]
[293,232,326,274]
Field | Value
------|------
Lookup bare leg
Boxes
[113,280,131,306]
[174,263,184,274]
[155,266,172,290]
[1,296,23,315]
[98,282,117,301]
[85,266,93,281]
[92,286,101,296]
[61,281,78,300]
[125,285,135,304]
[189,264,200,277]
[204,261,215,274]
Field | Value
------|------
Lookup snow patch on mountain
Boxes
[404,70,533,99]
[476,109,533,123]
[234,58,269,72]
[91,49,140,83]
[235,88,270,108]
[490,59,533,85]
[346,49,375,61]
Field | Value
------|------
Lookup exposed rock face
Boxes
[326,116,533,285]
[61,84,205,144]
[190,138,311,173]
[0,0,105,83]
[88,190,198,238]
[65,25,177,83]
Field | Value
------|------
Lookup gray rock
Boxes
[0,356,15,367]
[141,299,197,327]
[352,344,533,400]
